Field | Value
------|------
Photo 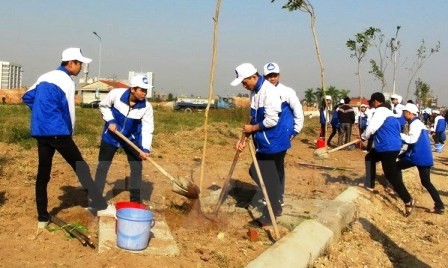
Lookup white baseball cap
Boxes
[130,75,150,90]
[263,62,280,76]
[325,95,332,100]
[230,63,257,86]
[61,48,92,63]
[402,103,419,115]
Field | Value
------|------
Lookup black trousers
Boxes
[433,132,445,144]
[364,149,412,204]
[94,140,143,202]
[249,150,286,217]
[397,160,444,209]
[327,125,341,146]
[36,136,107,221]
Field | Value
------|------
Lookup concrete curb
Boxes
[246,186,362,268]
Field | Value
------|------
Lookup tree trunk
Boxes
[357,60,363,101]
[310,12,329,146]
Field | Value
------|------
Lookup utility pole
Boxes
[391,26,401,94]
[92,31,102,81]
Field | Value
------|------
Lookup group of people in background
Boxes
[319,91,446,216]
[360,93,445,216]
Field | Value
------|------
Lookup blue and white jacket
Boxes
[250,76,291,154]
[400,117,433,167]
[22,66,76,136]
[432,115,446,133]
[361,105,402,152]
[275,82,304,138]
[99,88,154,153]
[392,103,406,129]
[355,111,368,131]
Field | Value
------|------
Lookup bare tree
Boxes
[404,40,440,101]
[369,30,389,92]
[346,27,379,100]
[271,0,329,143]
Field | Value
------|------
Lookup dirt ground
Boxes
[1,119,447,267]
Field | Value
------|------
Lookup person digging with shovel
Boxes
[398,103,445,214]
[231,63,291,227]
[360,92,415,217]
[93,74,154,214]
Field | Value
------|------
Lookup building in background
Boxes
[0,61,23,89]
[78,80,129,105]
[128,71,154,98]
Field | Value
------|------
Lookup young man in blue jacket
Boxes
[231,63,290,226]
[94,75,154,206]
[22,48,108,228]
[398,103,444,214]
[361,92,415,216]
[263,62,304,206]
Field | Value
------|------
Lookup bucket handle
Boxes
[150,219,156,228]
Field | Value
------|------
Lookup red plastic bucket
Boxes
[115,201,147,211]
[316,138,326,149]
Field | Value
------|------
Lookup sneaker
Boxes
[259,198,285,207]
[246,215,273,228]
[358,183,374,192]
[85,207,98,216]
[433,207,445,214]
[37,220,49,229]
[97,204,116,217]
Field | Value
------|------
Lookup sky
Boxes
[1,0,447,105]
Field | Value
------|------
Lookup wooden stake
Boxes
[51,215,95,247]
[199,0,222,198]
[50,215,87,246]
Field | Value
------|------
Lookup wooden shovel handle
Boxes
[113,130,145,155]
[113,130,178,184]
[327,139,360,153]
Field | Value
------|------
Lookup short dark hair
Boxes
[343,97,351,104]
[370,92,385,103]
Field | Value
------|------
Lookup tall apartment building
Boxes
[0,61,23,89]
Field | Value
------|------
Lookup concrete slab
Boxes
[246,220,333,268]
[245,187,358,268]
[98,214,179,256]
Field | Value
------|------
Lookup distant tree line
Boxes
[303,85,350,107]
